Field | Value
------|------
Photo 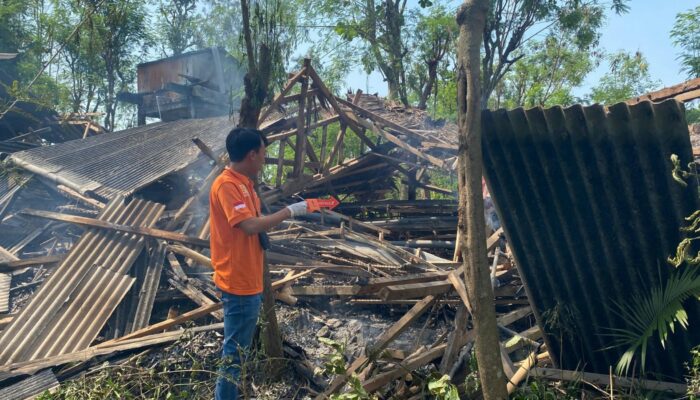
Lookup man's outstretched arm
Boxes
[236,201,307,235]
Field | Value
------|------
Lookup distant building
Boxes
[119,47,244,124]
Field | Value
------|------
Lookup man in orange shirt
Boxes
[210,127,308,400]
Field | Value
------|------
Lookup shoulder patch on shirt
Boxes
[233,201,247,210]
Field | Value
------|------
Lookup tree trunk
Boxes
[238,0,268,129]
[418,61,438,110]
[455,1,508,399]
[238,42,271,129]
[261,253,284,364]
[238,0,284,372]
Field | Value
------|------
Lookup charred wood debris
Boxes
[1,65,698,399]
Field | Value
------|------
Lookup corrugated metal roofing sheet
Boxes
[0,173,29,206]
[0,274,9,314]
[0,141,37,158]
[482,99,700,380]
[129,242,167,332]
[0,369,58,399]
[0,247,17,314]
[9,117,234,200]
[0,197,164,364]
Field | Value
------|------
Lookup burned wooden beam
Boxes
[626,77,700,104]
[258,66,308,124]
[112,304,223,343]
[362,344,448,393]
[335,96,432,144]
[290,285,359,296]
[358,271,452,295]
[0,255,64,273]
[0,314,14,330]
[271,268,317,289]
[168,244,212,267]
[496,306,532,327]
[21,209,210,247]
[378,280,451,301]
[168,277,223,320]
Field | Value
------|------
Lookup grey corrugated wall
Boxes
[482,99,700,380]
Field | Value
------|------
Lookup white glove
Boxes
[286,201,308,218]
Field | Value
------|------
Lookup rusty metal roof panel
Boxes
[0,197,164,364]
[482,99,700,380]
[9,117,233,200]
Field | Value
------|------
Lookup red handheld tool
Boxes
[305,196,340,213]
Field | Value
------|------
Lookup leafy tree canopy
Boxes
[589,50,661,105]
[671,5,700,79]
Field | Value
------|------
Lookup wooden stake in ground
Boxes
[455,0,508,399]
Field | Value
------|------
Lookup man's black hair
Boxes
[226,127,268,162]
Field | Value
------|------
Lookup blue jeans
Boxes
[215,292,262,400]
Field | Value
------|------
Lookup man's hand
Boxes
[286,201,308,218]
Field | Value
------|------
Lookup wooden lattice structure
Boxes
[256,59,459,204]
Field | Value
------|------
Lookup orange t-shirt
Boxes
[209,167,263,295]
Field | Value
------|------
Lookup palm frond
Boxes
[609,267,700,375]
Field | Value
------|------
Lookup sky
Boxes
[572,0,698,97]
[339,0,699,98]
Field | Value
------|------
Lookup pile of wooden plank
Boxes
[0,64,694,398]
[0,171,539,398]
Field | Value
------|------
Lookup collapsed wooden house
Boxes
[1,53,699,398]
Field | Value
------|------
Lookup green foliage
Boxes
[670,153,696,189]
[406,4,457,110]
[0,0,151,130]
[427,374,459,400]
[610,267,700,375]
[95,0,151,130]
[36,333,220,399]
[589,51,661,105]
[201,0,303,97]
[318,337,348,376]
[317,337,377,400]
[688,345,700,398]
[0,0,26,71]
[463,347,480,396]
[418,66,457,120]
[494,32,598,109]
[481,0,629,105]
[156,0,204,56]
[330,375,375,400]
[302,0,420,105]
[511,379,576,400]
[0,1,71,109]
[688,104,700,124]
[670,5,700,79]
[611,155,700,376]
